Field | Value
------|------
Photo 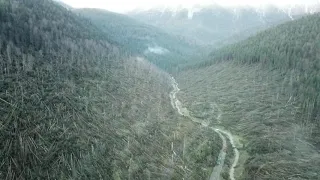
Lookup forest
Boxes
[175,13,320,180]
[0,0,221,179]
[74,8,198,71]
[194,14,320,146]
[1,0,320,179]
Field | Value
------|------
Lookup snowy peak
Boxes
[128,2,320,45]
[130,3,320,20]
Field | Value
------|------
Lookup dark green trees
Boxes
[199,14,320,142]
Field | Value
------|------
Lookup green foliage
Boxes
[75,8,199,71]
[197,14,320,133]
[177,62,320,180]
[0,1,219,179]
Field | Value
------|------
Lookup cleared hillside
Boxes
[0,0,222,179]
[205,13,320,139]
[177,62,320,179]
[0,0,122,178]
[176,13,320,179]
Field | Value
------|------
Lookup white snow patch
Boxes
[144,45,170,55]
[232,8,242,20]
[187,7,202,19]
[187,10,194,19]
[136,57,144,62]
[281,8,294,20]
[287,8,294,20]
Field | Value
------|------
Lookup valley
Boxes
[176,62,320,179]
[1,0,320,179]
[169,76,242,180]
[74,8,199,71]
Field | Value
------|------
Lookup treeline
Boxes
[197,14,320,138]
[0,0,121,76]
[75,8,198,71]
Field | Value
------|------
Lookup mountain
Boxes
[206,13,320,126]
[284,3,320,16]
[52,0,72,9]
[0,0,225,179]
[176,13,320,179]
[75,8,199,71]
[3,0,320,179]
[129,4,320,46]
[0,0,121,178]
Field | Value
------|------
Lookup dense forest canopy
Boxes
[0,0,120,75]
[174,12,320,180]
[75,8,199,71]
[194,13,320,145]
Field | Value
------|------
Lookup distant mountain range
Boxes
[128,4,320,45]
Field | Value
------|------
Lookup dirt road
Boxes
[169,76,240,180]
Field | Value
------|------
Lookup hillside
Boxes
[75,8,199,71]
[129,4,319,46]
[0,0,223,179]
[176,14,320,179]
[206,13,320,132]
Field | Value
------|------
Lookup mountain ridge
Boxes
[0,1,224,179]
[75,8,200,70]
[177,13,320,179]
[129,3,320,16]
[128,4,320,45]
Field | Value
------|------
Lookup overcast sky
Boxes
[60,0,320,13]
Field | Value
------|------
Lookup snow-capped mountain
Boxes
[128,3,320,45]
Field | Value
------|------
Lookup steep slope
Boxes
[75,8,199,71]
[0,0,118,178]
[129,4,319,46]
[0,0,224,179]
[176,14,320,179]
[207,13,320,131]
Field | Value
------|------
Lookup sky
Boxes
[60,0,320,13]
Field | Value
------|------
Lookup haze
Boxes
[61,0,320,13]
